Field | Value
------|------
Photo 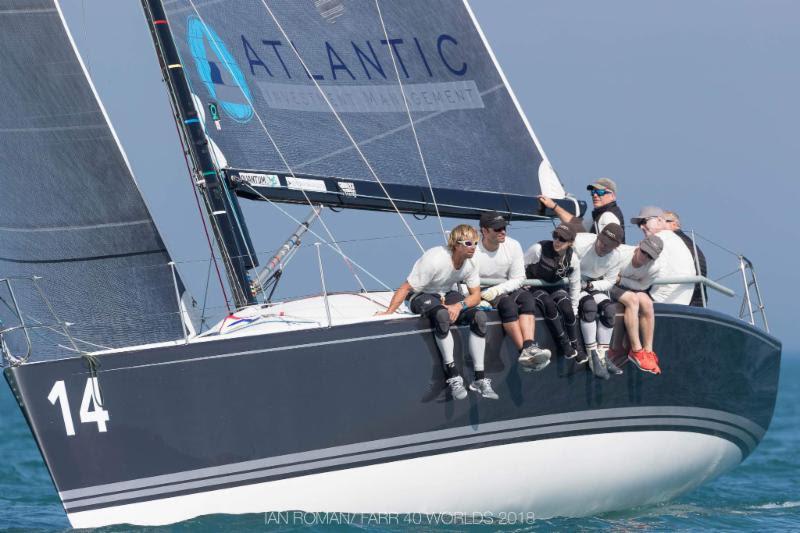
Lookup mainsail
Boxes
[0,0,186,359]
[158,0,567,220]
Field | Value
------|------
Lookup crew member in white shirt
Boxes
[572,223,626,379]
[630,206,696,305]
[378,224,498,400]
[611,235,664,375]
[476,211,551,371]
[524,223,583,362]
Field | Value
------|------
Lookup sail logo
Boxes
[187,16,254,123]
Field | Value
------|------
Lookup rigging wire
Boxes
[241,182,392,291]
[254,0,426,254]
[186,0,369,296]
[373,0,447,245]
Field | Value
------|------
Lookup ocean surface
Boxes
[2,357,798,532]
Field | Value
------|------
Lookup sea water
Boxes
[2,358,798,531]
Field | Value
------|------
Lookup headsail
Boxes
[159,0,570,220]
[0,0,186,359]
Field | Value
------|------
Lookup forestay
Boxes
[161,0,567,220]
[0,0,186,360]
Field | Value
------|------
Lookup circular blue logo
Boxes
[187,16,253,123]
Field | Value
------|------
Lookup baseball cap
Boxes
[598,223,624,246]
[639,234,664,259]
[479,211,508,230]
[553,223,576,242]
[630,206,665,225]
[586,177,617,194]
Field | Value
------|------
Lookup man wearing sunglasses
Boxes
[476,211,551,371]
[538,177,625,243]
[611,235,664,374]
[572,223,626,379]
[630,206,695,305]
[378,224,498,400]
[524,223,583,361]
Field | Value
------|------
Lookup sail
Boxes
[0,0,186,360]
[158,0,568,220]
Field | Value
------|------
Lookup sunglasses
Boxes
[457,240,477,247]
[553,236,571,243]
[590,189,610,197]
[637,216,657,228]
[491,226,507,233]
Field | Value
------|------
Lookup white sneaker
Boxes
[469,378,499,400]
[446,376,468,400]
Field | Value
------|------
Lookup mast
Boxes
[140,0,257,308]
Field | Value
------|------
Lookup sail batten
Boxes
[159,0,566,217]
[0,0,186,359]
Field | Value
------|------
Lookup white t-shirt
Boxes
[649,230,696,304]
[407,246,480,294]
[475,237,525,295]
[573,233,625,291]
[617,245,661,291]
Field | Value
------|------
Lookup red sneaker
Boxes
[627,349,659,374]
[646,351,662,374]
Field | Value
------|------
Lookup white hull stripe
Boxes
[59,406,762,510]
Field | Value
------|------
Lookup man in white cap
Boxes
[630,206,696,305]
[538,177,625,243]
[476,211,551,371]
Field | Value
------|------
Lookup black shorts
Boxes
[610,284,653,302]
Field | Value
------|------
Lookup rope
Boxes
[254,0,426,254]
[186,0,369,295]
[373,0,447,245]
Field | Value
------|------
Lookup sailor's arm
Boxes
[376,281,413,315]
[538,195,575,224]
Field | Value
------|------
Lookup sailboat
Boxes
[0,0,781,528]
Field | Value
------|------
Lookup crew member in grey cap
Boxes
[524,223,583,361]
[538,177,625,243]
[611,235,664,375]
[630,206,696,305]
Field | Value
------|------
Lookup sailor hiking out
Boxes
[612,234,664,374]
[572,223,626,379]
[524,223,583,362]
[476,211,551,371]
[378,224,498,400]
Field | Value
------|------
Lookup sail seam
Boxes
[0,248,167,265]
[0,219,153,233]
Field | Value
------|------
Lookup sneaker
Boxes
[574,348,589,365]
[603,353,624,375]
[627,349,659,374]
[562,340,578,359]
[469,378,499,400]
[446,376,468,400]
[646,351,662,374]
[519,344,552,371]
[589,349,610,380]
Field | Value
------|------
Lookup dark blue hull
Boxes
[3,304,781,525]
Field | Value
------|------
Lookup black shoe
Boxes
[573,341,588,364]
[561,340,578,359]
[589,349,610,380]
[603,353,624,375]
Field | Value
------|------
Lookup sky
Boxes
[59,1,799,352]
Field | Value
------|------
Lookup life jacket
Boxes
[591,202,626,243]
[526,240,574,283]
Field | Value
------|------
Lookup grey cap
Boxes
[630,205,665,225]
[587,177,617,194]
[598,222,624,246]
[639,234,664,259]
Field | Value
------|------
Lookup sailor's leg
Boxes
[533,289,569,351]
[579,291,598,350]
[462,307,487,379]
[496,294,523,350]
[638,293,655,352]
[516,289,537,346]
[595,294,616,348]
[553,289,579,345]
[411,292,457,375]
[618,290,643,351]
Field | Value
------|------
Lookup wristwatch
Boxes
[460,301,468,310]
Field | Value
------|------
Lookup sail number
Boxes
[47,378,109,436]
